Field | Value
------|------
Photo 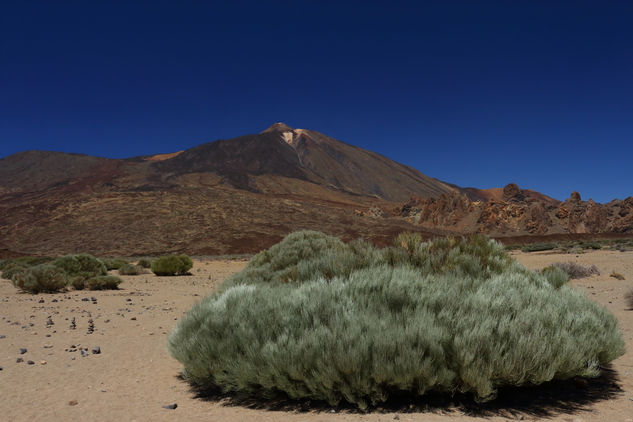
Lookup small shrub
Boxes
[119,264,145,276]
[625,289,633,310]
[137,258,152,269]
[610,271,625,280]
[70,277,87,290]
[11,264,69,293]
[580,241,602,250]
[84,275,122,290]
[169,231,624,409]
[151,255,193,276]
[102,258,128,270]
[0,256,52,271]
[541,265,570,288]
[551,262,600,279]
[54,254,107,280]
[1,262,29,280]
[521,243,558,253]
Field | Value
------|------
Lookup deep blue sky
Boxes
[1,1,632,203]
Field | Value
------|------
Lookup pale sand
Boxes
[0,251,632,422]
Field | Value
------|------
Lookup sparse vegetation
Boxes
[610,271,625,280]
[0,257,54,281]
[119,264,145,276]
[151,255,193,276]
[84,275,123,290]
[580,241,602,250]
[102,258,129,270]
[11,264,69,293]
[137,258,152,269]
[521,242,558,252]
[550,262,600,279]
[169,231,624,409]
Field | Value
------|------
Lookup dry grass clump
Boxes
[169,231,624,409]
[610,271,625,280]
[550,262,600,279]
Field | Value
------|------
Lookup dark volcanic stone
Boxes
[162,403,177,410]
[27,360,34,365]
[19,348,27,354]
[91,346,101,354]
[16,357,23,363]
[81,298,89,302]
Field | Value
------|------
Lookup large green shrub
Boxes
[11,264,69,293]
[54,254,107,280]
[169,231,624,409]
[151,255,193,276]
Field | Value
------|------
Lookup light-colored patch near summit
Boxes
[280,129,310,148]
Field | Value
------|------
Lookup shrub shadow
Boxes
[182,366,622,418]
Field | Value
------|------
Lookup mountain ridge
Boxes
[0,124,631,257]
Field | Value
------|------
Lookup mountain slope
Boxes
[154,123,458,201]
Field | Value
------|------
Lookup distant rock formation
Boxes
[396,184,633,236]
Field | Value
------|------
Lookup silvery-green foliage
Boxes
[11,264,69,293]
[169,231,625,409]
[541,265,570,288]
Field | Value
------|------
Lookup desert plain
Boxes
[0,250,631,422]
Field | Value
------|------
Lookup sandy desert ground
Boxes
[0,250,632,422]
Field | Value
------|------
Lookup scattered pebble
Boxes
[38,299,45,303]
[81,350,88,357]
[16,358,23,363]
[87,319,94,334]
[68,400,78,406]
[92,346,101,354]
[131,317,137,321]
[19,348,27,354]
[40,360,47,365]
[0,335,5,339]
[162,403,177,410]
[81,298,89,302]
[27,360,34,365]
[70,317,76,330]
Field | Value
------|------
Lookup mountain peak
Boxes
[262,122,294,133]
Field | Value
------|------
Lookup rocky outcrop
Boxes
[397,184,633,236]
